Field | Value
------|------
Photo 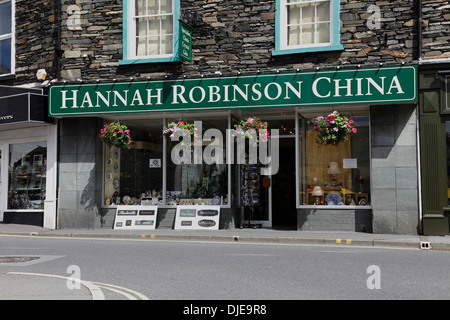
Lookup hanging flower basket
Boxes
[313,111,357,146]
[99,122,133,149]
[163,121,196,146]
[234,117,270,145]
[163,121,195,138]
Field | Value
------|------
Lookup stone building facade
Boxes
[12,0,418,83]
[2,0,449,234]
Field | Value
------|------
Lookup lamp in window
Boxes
[327,162,341,186]
[311,186,323,205]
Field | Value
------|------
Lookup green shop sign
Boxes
[49,65,417,117]
[179,20,193,62]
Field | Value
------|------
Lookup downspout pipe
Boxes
[418,0,422,61]
[56,0,62,81]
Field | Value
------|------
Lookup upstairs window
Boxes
[121,0,180,64]
[0,0,12,75]
[274,0,343,55]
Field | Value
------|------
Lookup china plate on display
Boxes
[211,196,221,205]
[325,192,343,206]
[358,198,368,205]
[113,178,120,189]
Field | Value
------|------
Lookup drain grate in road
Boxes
[0,257,40,263]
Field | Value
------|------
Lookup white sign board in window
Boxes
[174,206,220,230]
[343,158,358,169]
[113,206,158,230]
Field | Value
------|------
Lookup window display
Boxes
[104,120,163,205]
[8,142,47,210]
[103,118,229,206]
[166,118,228,206]
[298,112,370,206]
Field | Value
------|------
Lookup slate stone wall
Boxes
[14,0,57,83]
[12,0,421,84]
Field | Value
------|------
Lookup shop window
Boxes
[0,0,12,75]
[298,113,370,207]
[104,120,163,205]
[8,142,47,210]
[166,119,229,206]
[273,0,343,56]
[120,0,181,65]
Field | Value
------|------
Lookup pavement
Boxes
[1,222,450,300]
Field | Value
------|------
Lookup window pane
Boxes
[0,38,11,75]
[148,17,160,35]
[136,0,147,15]
[161,15,173,34]
[136,36,147,56]
[104,121,163,206]
[132,0,174,57]
[288,25,300,46]
[148,36,160,55]
[301,3,314,24]
[0,1,11,36]
[166,119,228,206]
[160,0,172,14]
[8,142,47,210]
[136,18,148,36]
[288,4,300,25]
[301,24,314,45]
[298,114,370,206]
[317,1,330,22]
[148,0,158,14]
[161,35,173,54]
[317,22,330,43]
[447,121,450,205]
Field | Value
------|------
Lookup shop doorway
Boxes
[271,137,297,229]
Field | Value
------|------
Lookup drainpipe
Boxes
[418,0,422,61]
[56,0,62,81]
[417,0,423,234]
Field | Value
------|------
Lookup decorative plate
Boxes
[113,163,119,173]
[325,192,343,205]
[358,198,368,205]
[211,196,221,205]
[107,173,113,181]
[113,178,120,189]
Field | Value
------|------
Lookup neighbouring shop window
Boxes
[121,0,180,64]
[298,112,370,206]
[104,120,163,205]
[274,0,343,55]
[8,142,47,210]
[446,121,450,205]
[166,118,229,206]
[0,0,12,75]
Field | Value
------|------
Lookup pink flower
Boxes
[352,128,357,133]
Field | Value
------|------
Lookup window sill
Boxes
[119,56,182,65]
[0,73,15,81]
[297,205,372,210]
[272,44,344,56]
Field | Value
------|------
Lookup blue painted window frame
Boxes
[273,0,343,56]
[119,0,181,65]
